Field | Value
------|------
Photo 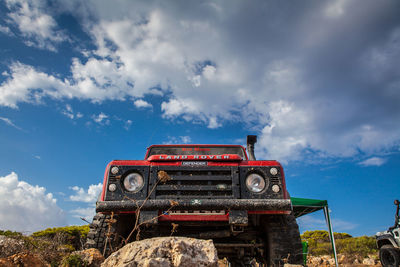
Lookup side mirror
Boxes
[395,200,399,206]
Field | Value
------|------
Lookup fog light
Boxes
[111,166,119,175]
[270,167,278,175]
[272,185,280,193]
[108,183,117,192]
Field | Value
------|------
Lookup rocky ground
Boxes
[0,234,383,266]
[307,255,381,267]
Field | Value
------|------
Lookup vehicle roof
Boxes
[145,144,248,159]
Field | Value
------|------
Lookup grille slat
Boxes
[155,195,233,199]
[152,167,235,199]
[157,185,232,191]
[167,175,232,181]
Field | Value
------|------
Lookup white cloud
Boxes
[69,183,102,222]
[298,213,357,232]
[0,116,22,130]
[208,117,221,129]
[92,112,109,125]
[1,1,400,162]
[61,104,83,120]
[5,0,68,51]
[359,157,387,167]
[134,99,152,109]
[164,136,192,144]
[124,119,132,130]
[70,207,96,222]
[0,25,13,35]
[0,172,66,232]
[69,183,102,203]
[0,62,71,108]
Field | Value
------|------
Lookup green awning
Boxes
[291,197,338,267]
[291,197,328,218]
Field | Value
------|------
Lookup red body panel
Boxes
[148,154,243,161]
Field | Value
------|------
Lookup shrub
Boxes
[60,254,87,267]
[32,225,89,239]
[301,230,377,256]
[0,230,23,238]
[32,225,89,250]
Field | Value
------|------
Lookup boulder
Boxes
[0,235,26,258]
[0,252,49,267]
[101,236,218,267]
[71,248,105,267]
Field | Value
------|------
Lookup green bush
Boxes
[301,230,377,256]
[32,225,89,239]
[60,254,87,267]
[32,225,89,251]
[0,230,23,238]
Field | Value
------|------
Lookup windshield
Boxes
[147,146,246,159]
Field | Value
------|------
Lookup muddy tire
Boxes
[85,213,120,257]
[262,214,303,266]
[380,244,400,267]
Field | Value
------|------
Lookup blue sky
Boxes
[0,0,399,236]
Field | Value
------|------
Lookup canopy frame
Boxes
[291,197,338,267]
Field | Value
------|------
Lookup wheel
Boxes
[85,213,121,257]
[262,214,303,266]
[380,244,400,267]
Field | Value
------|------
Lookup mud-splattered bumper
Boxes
[96,199,292,212]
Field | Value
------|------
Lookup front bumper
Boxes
[96,198,292,212]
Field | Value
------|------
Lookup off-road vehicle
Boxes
[86,135,303,266]
[376,199,400,267]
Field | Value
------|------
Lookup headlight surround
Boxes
[123,172,144,192]
[246,173,266,193]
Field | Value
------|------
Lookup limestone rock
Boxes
[310,256,323,265]
[0,252,49,267]
[362,257,376,265]
[101,236,218,267]
[71,248,105,267]
[0,235,25,258]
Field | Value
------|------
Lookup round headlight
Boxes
[246,173,266,193]
[123,173,144,192]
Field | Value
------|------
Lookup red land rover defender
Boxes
[86,136,303,266]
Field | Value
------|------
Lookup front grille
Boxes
[149,166,239,199]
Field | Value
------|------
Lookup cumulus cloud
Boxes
[70,207,96,222]
[4,0,68,51]
[134,99,152,109]
[0,172,66,232]
[359,157,387,167]
[1,1,400,162]
[69,183,102,222]
[69,183,102,203]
